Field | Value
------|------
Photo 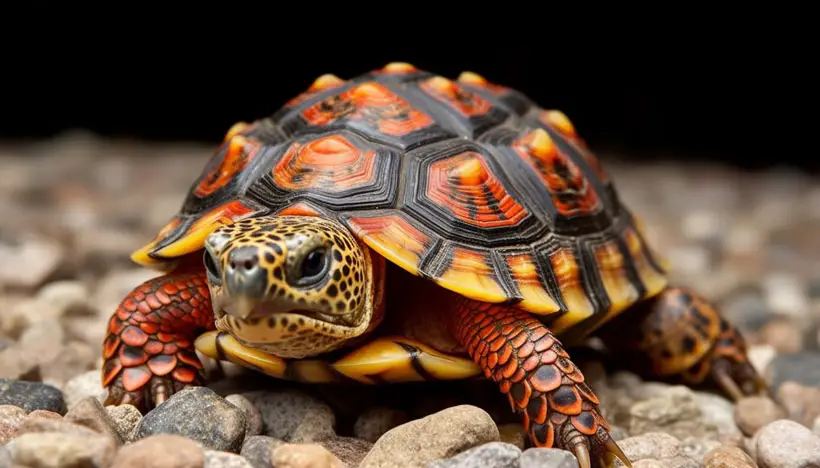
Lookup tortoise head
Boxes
[203,215,383,359]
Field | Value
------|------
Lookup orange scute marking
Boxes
[121,366,152,392]
[194,135,261,198]
[512,128,601,217]
[420,76,493,118]
[592,239,640,315]
[436,248,507,303]
[426,151,528,229]
[302,82,434,137]
[346,214,431,275]
[456,71,508,94]
[273,134,379,192]
[286,74,345,107]
[277,202,321,217]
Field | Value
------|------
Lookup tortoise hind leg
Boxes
[451,298,630,468]
[597,286,770,401]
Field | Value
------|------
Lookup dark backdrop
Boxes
[1,29,812,172]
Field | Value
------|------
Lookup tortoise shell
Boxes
[131,62,669,337]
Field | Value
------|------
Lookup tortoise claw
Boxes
[712,358,772,402]
[572,442,591,468]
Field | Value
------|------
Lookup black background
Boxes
[1,19,813,172]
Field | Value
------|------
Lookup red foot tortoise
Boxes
[101,62,769,467]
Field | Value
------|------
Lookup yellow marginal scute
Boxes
[195,331,288,379]
[331,336,481,383]
[435,248,509,304]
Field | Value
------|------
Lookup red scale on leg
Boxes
[101,270,215,412]
[451,298,629,468]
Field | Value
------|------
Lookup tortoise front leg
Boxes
[451,299,630,468]
[598,286,770,401]
[101,269,215,411]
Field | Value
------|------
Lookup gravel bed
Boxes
[1,132,820,467]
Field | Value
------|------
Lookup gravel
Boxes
[1,134,819,466]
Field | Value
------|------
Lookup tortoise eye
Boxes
[292,247,330,287]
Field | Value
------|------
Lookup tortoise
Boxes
[101,62,769,467]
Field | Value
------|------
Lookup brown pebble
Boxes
[27,409,62,420]
[272,443,344,468]
[703,445,756,468]
[10,431,116,468]
[733,396,787,437]
[111,434,205,468]
[0,405,26,444]
[15,413,100,437]
[759,319,804,354]
[777,381,820,427]
[64,396,124,445]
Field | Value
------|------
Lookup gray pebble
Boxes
[105,403,142,442]
[0,378,66,415]
[242,389,335,443]
[136,386,246,453]
[64,395,124,445]
[240,435,284,468]
[0,445,10,468]
[754,419,820,468]
[519,448,580,468]
[226,393,263,440]
[9,431,116,468]
[204,450,254,468]
[429,442,521,468]
[733,396,787,437]
[767,351,820,391]
[354,406,409,443]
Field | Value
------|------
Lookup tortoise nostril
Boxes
[244,259,255,270]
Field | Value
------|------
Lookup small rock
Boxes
[679,437,723,463]
[205,450,254,468]
[759,319,805,354]
[703,445,757,468]
[733,396,787,437]
[9,431,116,468]
[748,345,777,376]
[629,386,717,440]
[519,447,580,468]
[665,456,701,468]
[354,406,408,443]
[776,381,820,427]
[764,273,809,319]
[38,341,97,386]
[242,389,335,443]
[359,405,499,468]
[28,409,63,420]
[241,435,284,468]
[618,432,682,461]
[319,435,372,467]
[64,396,124,445]
[754,419,820,468]
[272,443,344,468]
[106,403,142,442]
[111,434,205,468]
[0,405,26,444]
[136,386,246,452]
[36,280,95,317]
[0,378,66,414]
[62,370,106,410]
[15,411,100,438]
[694,392,740,437]
[0,237,64,290]
[430,442,522,468]
[226,393,263,440]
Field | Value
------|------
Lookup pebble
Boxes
[754,419,820,468]
[359,405,499,468]
[226,393,263,440]
[240,435,284,468]
[15,412,100,438]
[105,403,142,442]
[0,379,66,415]
[617,432,682,461]
[319,435,373,467]
[429,442,522,468]
[136,386,246,453]
[759,319,805,354]
[703,445,757,468]
[9,431,117,468]
[0,445,10,468]
[694,392,740,437]
[519,448,580,468]
[629,386,717,441]
[110,434,205,468]
[64,396,124,445]
[272,443,344,468]
[0,405,26,444]
[733,396,787,437]
[204,450,255,468]
[62,370,106,410]
[0,237,64,290]
[242,389,335,443]
[777,381,820,427]
[767,352,820,390]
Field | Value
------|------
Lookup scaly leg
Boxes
[451,299,629,468]
[598,286,769,401]
[101,268,215,411]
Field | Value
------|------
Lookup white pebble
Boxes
[747,345,777,375]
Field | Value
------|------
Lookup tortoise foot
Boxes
[101,270,215,412]
[452,299,630,468]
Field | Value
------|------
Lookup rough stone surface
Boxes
[240,435,284,468]
[733,396,787,437]
[272,443,344,468]
[106,403,142,442]
[754,419,820,468]
[629,386,717,440]
[135,386,246,452]
[359,405,499,468]
[703,445,757,468]
[354,406,408,443]
[518,448,580,468]
[242,389,335,443]
[0,379,66,414]
[429,442,522,468]
[226,393,263,440]
[204,450,255,468]
[64,395,124,445]
[9,431,116,468]
[0,405,26,444]
[110,434,205,468]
